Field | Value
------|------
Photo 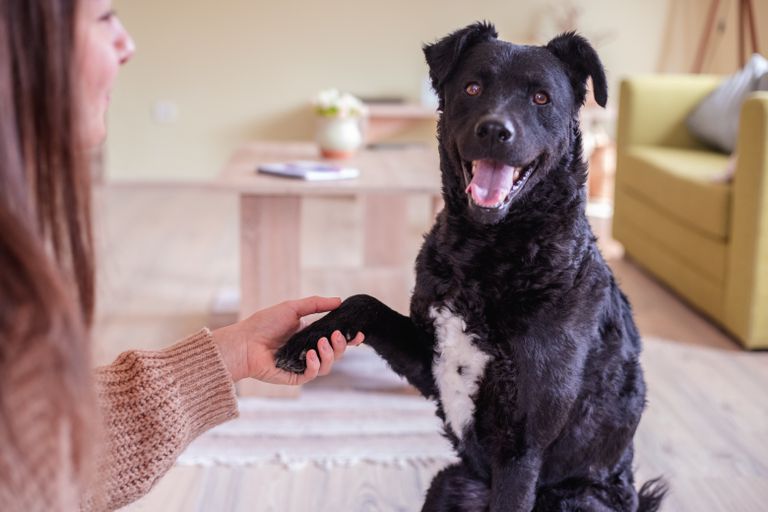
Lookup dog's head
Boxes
[424,22,607,225]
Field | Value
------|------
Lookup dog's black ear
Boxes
[545,32,607,107]
[423,22,498,99]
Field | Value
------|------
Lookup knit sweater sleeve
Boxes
[85,328,238,510]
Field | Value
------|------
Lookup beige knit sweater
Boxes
[0,328,239,511]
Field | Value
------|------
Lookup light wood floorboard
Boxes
[93,184,768,511]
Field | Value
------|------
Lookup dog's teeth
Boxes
[513,168,521,182]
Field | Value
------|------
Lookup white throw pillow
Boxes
[758,71,768,91]
[686,54,768,153]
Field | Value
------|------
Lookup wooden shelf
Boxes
[364,103,437,143]
[366,103,438,120]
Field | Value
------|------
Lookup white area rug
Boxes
[178,389,457,470]
[178,345,456,471]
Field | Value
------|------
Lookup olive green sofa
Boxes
[612,75,768,349]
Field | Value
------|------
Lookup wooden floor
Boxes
[93,184,768,512]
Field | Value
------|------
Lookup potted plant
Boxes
[313,88,368,159]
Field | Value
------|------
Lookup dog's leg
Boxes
[533,452,653,512]
[421,463,489,512]
[275,294,437,397]
[489,451,542,512]
[533,478,639,512]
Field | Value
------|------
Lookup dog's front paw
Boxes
[275,325,329,374]
[275,295,373,374]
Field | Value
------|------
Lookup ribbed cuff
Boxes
[90,329,239,510]
[151,328,239,436]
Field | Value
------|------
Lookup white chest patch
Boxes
[430,306,490,439]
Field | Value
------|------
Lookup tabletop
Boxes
[216,141,441,196]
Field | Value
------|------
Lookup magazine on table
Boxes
[257,161,360,181]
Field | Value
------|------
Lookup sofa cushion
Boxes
[759,71,768,91]
[618,146,731,239]
[616,190,727,285]
[686,53,768,153]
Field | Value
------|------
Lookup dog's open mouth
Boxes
[463,159,536,209]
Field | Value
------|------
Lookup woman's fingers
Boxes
[316,337,335,376]
[288,296,342,318]
[349,331,365,346]
[296,349,321,384]
[329,330,365,359]
[275,330,365,385]
[330,331,348,359]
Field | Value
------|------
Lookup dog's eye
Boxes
[465,82,482,96]
[533,92,550,105]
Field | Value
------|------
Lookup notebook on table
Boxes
[257,161,360,181]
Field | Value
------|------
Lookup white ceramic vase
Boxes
[316,116,363,159]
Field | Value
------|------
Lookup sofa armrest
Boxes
[617,74,722,151]
[724,92,768,348]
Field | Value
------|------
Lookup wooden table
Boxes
[216,141,440,395]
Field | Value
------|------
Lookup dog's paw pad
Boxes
[275,349,309,374]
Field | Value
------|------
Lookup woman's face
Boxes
[76,0,134,149]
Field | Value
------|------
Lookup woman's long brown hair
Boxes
[0,0,96,488]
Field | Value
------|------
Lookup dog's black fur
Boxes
[276,22,666,511]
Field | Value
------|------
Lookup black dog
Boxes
[276,22,666,511]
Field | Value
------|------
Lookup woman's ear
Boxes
[423,21,498,108]
[545,32,608,107]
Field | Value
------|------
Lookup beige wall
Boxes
[108,0,691,180]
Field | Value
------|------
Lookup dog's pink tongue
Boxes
[466,160,515,207]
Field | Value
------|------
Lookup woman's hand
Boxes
[212,296,364,385]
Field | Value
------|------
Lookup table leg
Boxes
[238,194,301,398]
[363,194,409,267]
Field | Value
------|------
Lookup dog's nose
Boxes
[474,118,514,143]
